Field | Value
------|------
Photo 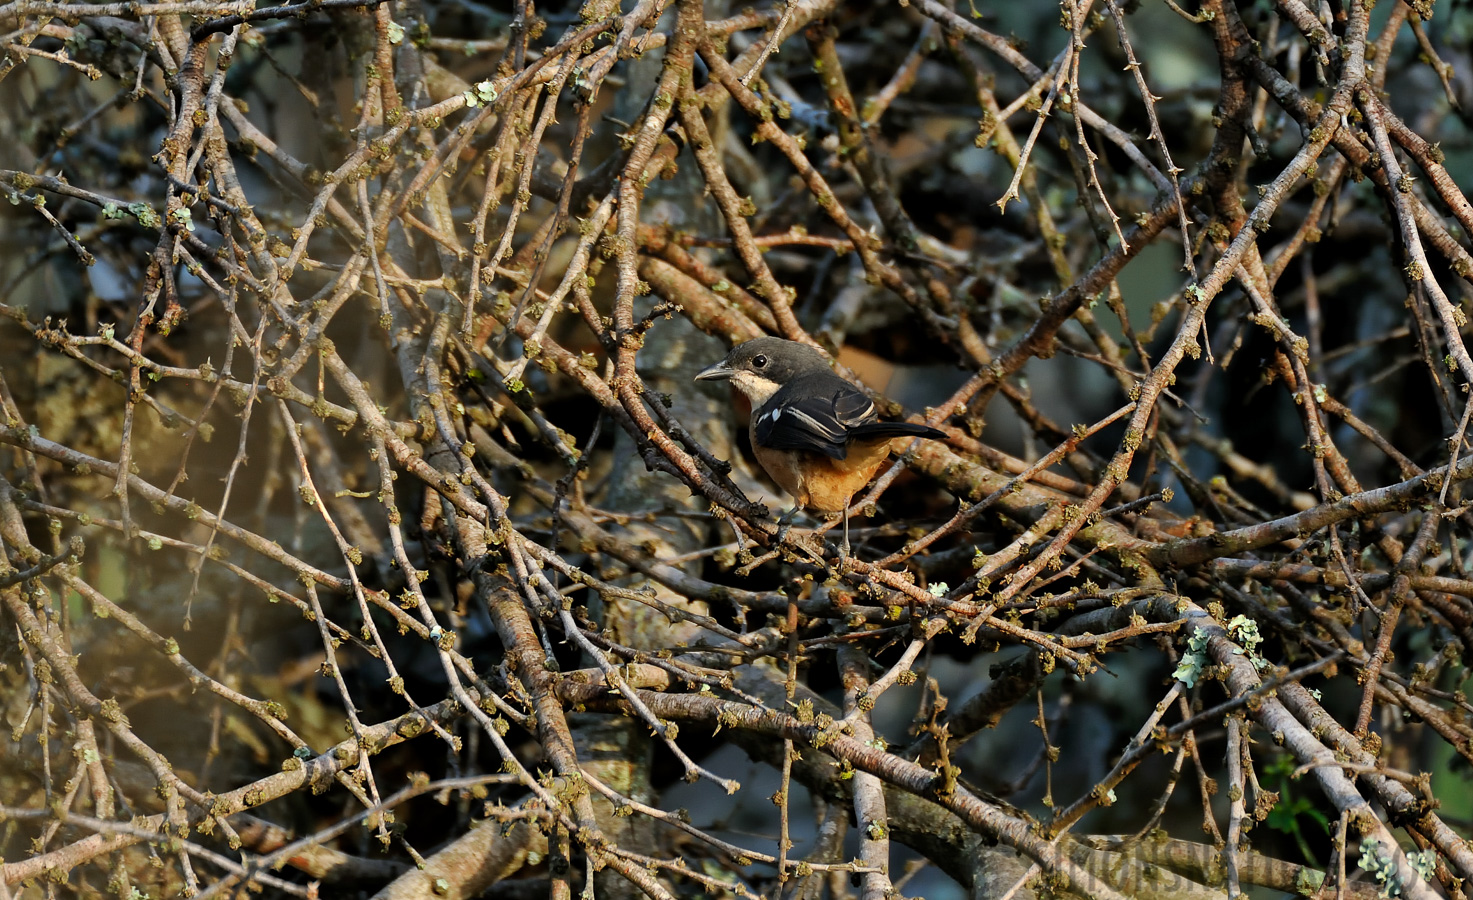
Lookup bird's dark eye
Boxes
[752,354,768,368]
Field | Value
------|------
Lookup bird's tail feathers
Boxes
[847,422,946,443]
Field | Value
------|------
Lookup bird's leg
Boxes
[808,512,851,570]
[773,506,799,547]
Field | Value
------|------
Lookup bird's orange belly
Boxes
[752,441,893,513]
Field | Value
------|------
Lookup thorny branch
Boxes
[3,0,1473,897]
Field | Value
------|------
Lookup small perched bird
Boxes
[696,336,946,558]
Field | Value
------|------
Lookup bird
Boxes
[695,336,947,561]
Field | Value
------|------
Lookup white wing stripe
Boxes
[790,407,844,440]
[842,401,876,425]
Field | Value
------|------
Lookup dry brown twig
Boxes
[4,1,1473,898]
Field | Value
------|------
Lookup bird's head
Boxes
[695,337,831,406]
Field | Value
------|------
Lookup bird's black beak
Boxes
[695,360,733,382]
